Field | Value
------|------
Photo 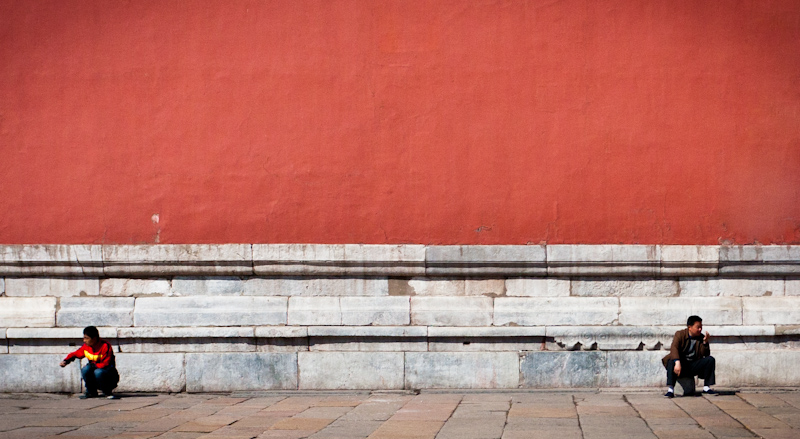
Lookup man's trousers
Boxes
[665,356,716,387]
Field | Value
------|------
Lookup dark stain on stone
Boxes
[388,278,414,296]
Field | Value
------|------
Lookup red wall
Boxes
[1,0,799,245]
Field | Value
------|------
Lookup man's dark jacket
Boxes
[661,328,710,368]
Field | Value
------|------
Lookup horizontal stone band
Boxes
[1,325,780,338]
[4,296,800,328]
[6,350,800,392]
[1,244,799,277]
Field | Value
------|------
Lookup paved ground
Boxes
[1,390,799,439]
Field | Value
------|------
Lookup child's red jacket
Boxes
[63,339,116,369]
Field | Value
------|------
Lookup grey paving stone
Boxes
[310,419,382,437]
[0,390,794,439]
[437,417,506,438]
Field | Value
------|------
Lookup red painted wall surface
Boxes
[1,0,799,245]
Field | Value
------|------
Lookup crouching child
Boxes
[60,326,120,399]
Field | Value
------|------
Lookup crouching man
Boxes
[60,326,120,399]
[662,315,717,397]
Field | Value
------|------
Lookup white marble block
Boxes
[134,296,287,326]
[171,277,246,296]
[493,297,618,326]
[405,352,519,388]
[115,353,186,392]
[547,245,660,276]
[410,297,493,326]
[288,297,342,325]
[406,279,466,296]
[5,277,100,297]
[185,353,298,391]
[398,278,508,297]
[255,326,309,338]
[465,279,507,296]
[506,278,570,297]
[57,297,134,327]
[100,278,171,296]
[742,297,800,325]
[786,280,800,296]
[0,354,82,392]
[606,351,667,387]
[244,277,389,296]
[720,245,800,275]
[0,245,103,276]
[298,352,404,389]
[0,297,57,327]
[660,245,719,276]
[103,244,253,276]
[117,327,254,354]
[716,350,800,386]
[425,245,547,276]
[679,278,784,297]
[428,326,545,337]
[253,244,426,276]
[520,351,607,387]
[571,279,677,297]
[618,297,743,326]
[340,297,410,325]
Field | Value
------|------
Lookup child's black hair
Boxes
[83,326,100,339]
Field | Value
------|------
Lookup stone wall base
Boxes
[1,244,799,391]
[3,349,800,392]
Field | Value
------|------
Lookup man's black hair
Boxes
[687,315,702,327]
[83,326,99,339]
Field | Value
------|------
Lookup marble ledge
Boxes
[1,244,798,277]
[1,325,784,340]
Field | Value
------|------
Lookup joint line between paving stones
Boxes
[774,393,800,410]
[701,394,761,438]
[572,394,585,439]
[670,396,725,439]
[433,394,463,439]
[622,393,658,438]
[7,425,81,435]
[500,394,511,439]
[726,393,790,434]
